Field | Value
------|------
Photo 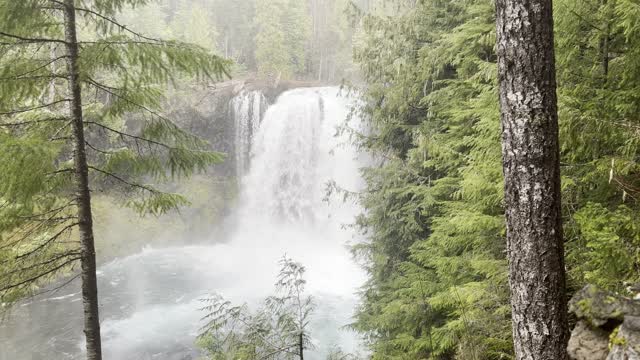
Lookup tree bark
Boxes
[62,1,103,359]
[495,0,569,358]
[299,332,304,360]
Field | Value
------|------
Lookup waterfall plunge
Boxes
[230,87,366,297]
[0,87,366,360]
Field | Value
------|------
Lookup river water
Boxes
[0,87,366,360]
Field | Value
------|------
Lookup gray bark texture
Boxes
[495,0,569,358]
[62,1,103,359]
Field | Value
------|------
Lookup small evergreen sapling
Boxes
[198,256,315,360]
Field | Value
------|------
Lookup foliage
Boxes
[351,0,640,358]
[118,0,354,82]
[0,0,229,303]
[198,257,314,359]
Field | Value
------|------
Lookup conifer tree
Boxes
[254,0,311,81]
[351,0,640,357]
[0,1,229,359]
[495,0,569,358]
[198,257,314,360]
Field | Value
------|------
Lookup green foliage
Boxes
[169,0,218,50]
[254,0,312,79]
[117,0,354,81]
[198,257,314,359]
[353,0,640,358]
[351,0,511,358]
[555,0,640,293]
[0,0,229,302]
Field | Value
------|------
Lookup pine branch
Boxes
[27,272,80,300]
[0,74,66,82]
[0,31,65,44]
[15,222,78,260]
[83,79,180,127]
[56,1,164,44]
[0,201,75,251]
[0,257,79,294]
[0,99,70,116]
[0,55,68,79]
[84,120,173,150]
[78,40,188,47]
[258,344,300,360]
[87,165,160,194]
[2,251,81,277]
[0,116,68,127]
[84,140,114,155]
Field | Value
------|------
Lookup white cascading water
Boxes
[0,87,365,360]
[232,90,266,177]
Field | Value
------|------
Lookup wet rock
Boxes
[568,285,640,360]
[607,316,640,360]
[568,321,609,360]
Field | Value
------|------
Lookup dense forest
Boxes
[1,0,640,360]
[117,0,360,82]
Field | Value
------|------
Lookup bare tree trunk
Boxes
[62,1,103,359]
[495,0,569,358]
[299,332,304,360]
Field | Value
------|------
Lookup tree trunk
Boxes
[299,332,304,360]
[495,0,569,358]
[62,1,103,359]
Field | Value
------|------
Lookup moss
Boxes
[576,298,594,317]
[609,326,626,349]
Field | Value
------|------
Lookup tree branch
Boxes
[62,3,164,44]
[0,257,78,294]
[84,120,173,150]
[15,222,79,260]
[258,344,300,360]
[2,251,80,278]
[0,31,66,44]
[84,140,114,155]
[0,55,68,80]
[0,99,70,116]
[88,165,159,194]
[0,116,68,127]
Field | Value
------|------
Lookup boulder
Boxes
[568,285,640,360]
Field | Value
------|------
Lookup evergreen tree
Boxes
[198,257,314,360]
[351,0,513,358]
[254,0,311,81]
[254,0,291,80]
[0,1,229,358]
[351,0,640,357]
[495,0,569,357]
[169,0,217,50]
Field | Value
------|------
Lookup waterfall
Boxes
[229,86,366,357]
[0,87,366,360]
[231,90,266,177]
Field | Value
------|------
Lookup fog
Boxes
[0,86,367,359]
[0,0,377,358]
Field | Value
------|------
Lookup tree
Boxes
[351,0,640,356]
[495,0,569,358]
[169,0,217,50]
[0,1,229,359]
[350,0,513,358]
[198,257,314,359]
[254,0,311,81]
